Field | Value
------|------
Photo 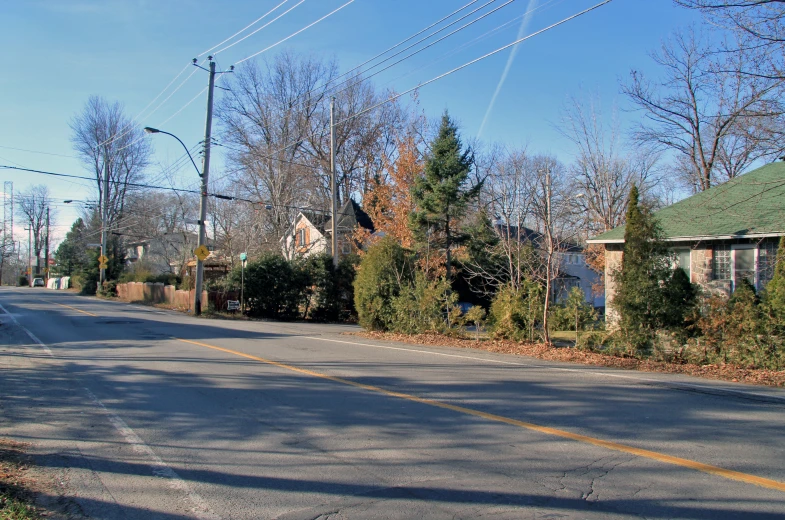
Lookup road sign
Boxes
[227,300,240,311]
[240,252,247,266]
[98,255,108,264]
[99,262,108,270]
[194,244,210,261]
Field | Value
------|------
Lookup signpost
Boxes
[227,300,240,311]
[194,245,210,262]
[240,252,247,314]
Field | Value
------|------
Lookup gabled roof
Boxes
[588,161,785,244]
[325,198,374,234]
[494,223,583,252]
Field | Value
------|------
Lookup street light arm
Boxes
[144,127,202,178]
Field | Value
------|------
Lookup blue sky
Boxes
[0,0,700,240]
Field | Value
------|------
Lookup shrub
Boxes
[18,276,28,287]
[98,280,117,298]
[240,253,308,320]
[302,254,359,322]
[488,282,543,341]
[390,272,458,334]
[354,236,413,331]
[464,305,487,341]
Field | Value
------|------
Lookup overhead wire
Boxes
[234,0,357,64]
[249,0,613,160]
[213,0,306,56]
[198,0,292,56]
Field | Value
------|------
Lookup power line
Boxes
[235,0,357,64]
[0,145,78,159]
[213,1,306,56]
[198,0,293,57]
[229,0,614,167]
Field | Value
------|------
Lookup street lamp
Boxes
[145,126,208,315]
[143,127,202,178]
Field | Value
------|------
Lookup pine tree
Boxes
[611,185,672,353]
[409,112,482,283]
[763,237,785,329]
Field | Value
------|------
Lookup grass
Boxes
[0,440,42,520]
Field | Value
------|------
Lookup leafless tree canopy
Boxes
[70,96,152,226]
[559,95,660,234]
[623,27,784,191]
[676,0,785,79]
[17,185,51,269]
[217,51,409,255]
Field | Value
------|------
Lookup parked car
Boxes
[32,277,44,287]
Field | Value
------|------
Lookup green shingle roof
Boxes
[589,161,785,243]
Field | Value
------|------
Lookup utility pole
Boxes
[100,155,109,288]
[330,96,338,268]
[26,226,31,286]
[543,169,553,346]
[194,58,216,316]
[44,207,49,282]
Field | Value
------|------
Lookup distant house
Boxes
[125,232,198,275]
[281,199,374,260]
[588,161,785,321]
[494,224,602,307]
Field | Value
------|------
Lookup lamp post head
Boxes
[143,127,160,134]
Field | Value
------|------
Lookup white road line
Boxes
[306,336,785,404]
[0,301,220,520]
[83,389,220,520]
[0,302,54,357]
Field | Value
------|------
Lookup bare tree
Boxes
[623,27,784,192]
[217,52,334,254]
[527,156,575,345]
[305,79,407,204]
[17,185,50,275]
[70,96,152,226]
[560,95,660,235]
[676,0,785,80]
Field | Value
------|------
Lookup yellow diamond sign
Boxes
[98,255,108,264]
[194,245,210,261]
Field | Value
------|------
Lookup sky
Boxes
[0,0,701,245]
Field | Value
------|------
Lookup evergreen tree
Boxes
[410,112,483,283]
[354,236,413,331]
[611,185,673,353]
[55,218,90,276]
[763,237,785,330]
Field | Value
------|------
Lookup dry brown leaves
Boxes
[352,331,785,387]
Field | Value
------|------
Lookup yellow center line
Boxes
[177,337,785,494]
[39,299,99,317]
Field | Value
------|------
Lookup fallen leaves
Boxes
[351,331,785,387]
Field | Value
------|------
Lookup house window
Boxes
[297,228,306,247]
[758,241,778,287]
[341,241,351,255]
[713,245,731,281]
[674,249,691,278]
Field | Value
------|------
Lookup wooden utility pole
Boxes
[330,96,338,267]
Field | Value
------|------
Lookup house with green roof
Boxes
[588,161,785,320]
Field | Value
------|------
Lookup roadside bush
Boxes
[98,280,117,298]
[354,236,413,331]
[18,276,28,287]
[304,254,359,322]
[464,305,487,341]
[549,287,597,333]
[488,282,543,341]
[241,253,308,320]
[390,272,458,334]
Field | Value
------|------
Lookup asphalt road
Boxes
[1,286,784,519]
